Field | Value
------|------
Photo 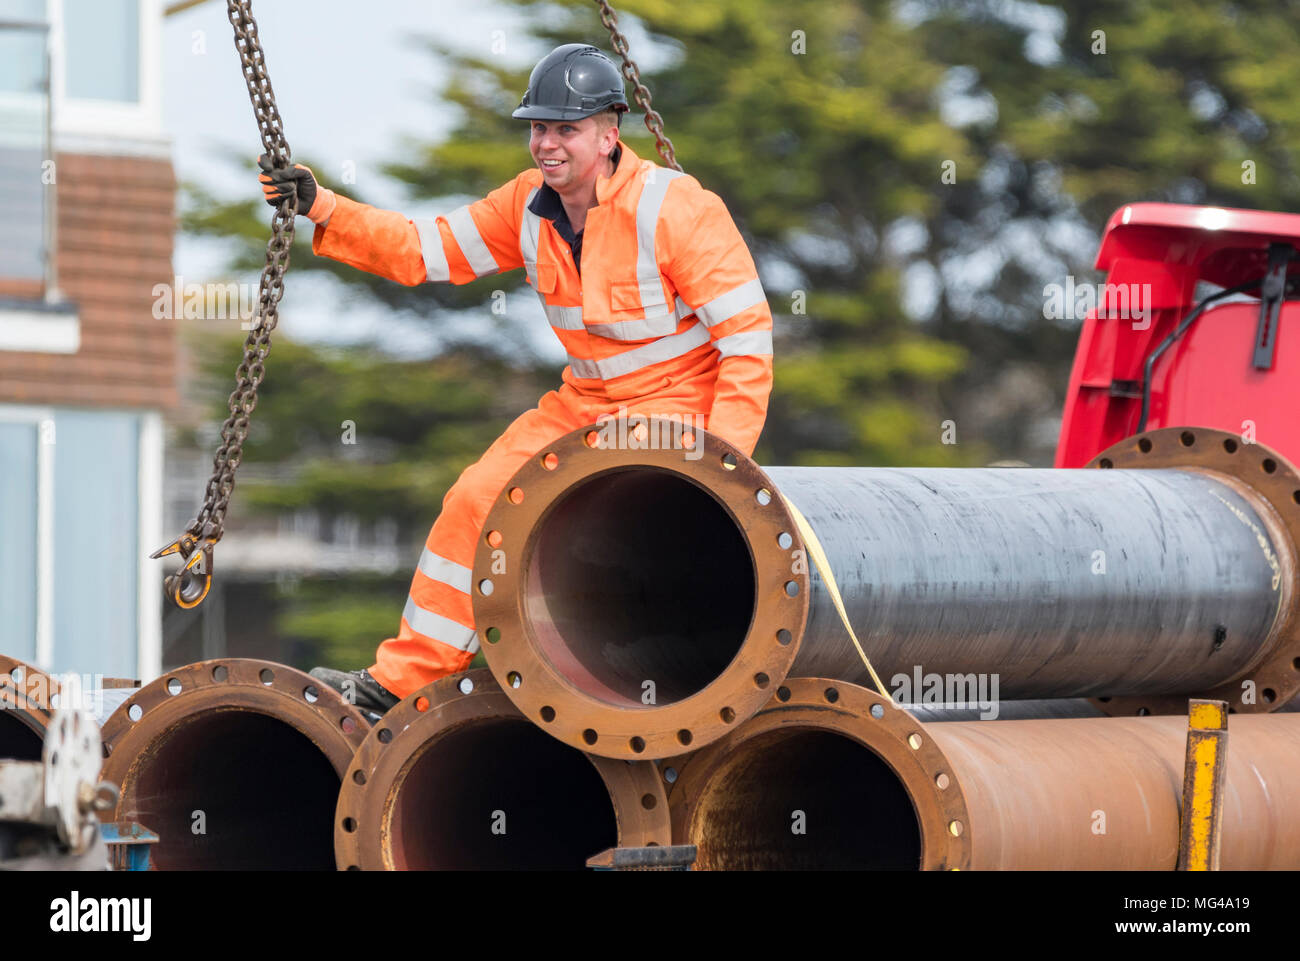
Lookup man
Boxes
[259,43,774,719]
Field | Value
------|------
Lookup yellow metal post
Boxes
[1177,698,1228,871]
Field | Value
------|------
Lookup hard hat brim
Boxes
[512,103,628,121]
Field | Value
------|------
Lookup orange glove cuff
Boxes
[306,187,337,226]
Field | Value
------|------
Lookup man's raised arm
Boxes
[259,155,528,287]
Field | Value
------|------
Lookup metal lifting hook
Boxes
[150,533,217,609]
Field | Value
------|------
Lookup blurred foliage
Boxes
[183,0,1300,662]
[273,574,487,670]
[192,333,555,531]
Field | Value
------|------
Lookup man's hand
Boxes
[257,154,335,224]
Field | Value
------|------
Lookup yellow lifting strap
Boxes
[781,493,890,699]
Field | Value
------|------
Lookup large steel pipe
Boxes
[668,678,1300,870]
[99,658,370,870]
[334,670,670,870]
[474,426,1300,758]
[906,693,1300,724]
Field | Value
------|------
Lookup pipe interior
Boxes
[690,728,922,870]
[0,712,44,761]
[388,717,618,870]
[122,708,340,870]
[526,469,755,705]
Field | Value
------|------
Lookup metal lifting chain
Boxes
[151,0,296,609]
[594,0,682,172]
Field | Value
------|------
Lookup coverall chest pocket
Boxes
[593,279,679,341]
[534,262,558,295]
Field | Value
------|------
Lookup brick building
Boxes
[0,0,172,679]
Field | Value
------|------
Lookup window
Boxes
[0,3,50,288]
[0,406,160,678]
[63,0,139,104]
[0,418,41,663]
[50,0,161,145]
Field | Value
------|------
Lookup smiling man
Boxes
[258,43,774,716]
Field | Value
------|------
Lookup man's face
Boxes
[529,116,616,193]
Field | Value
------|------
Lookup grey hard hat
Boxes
[512,44,629,121]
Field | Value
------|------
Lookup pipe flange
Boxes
[335,671,670,873]
[668,678,972,870]
[99,658,371,807]
[1088,426,1300,715]
[334,669,671,870]
[473,422,811,760]
[0,656,58,740]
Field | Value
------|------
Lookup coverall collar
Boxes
[595,137,637,204]
[528,141,625,238]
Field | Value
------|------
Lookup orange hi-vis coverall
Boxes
[311,137,774,697]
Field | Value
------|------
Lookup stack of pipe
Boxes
[92,658,668,870]
[76,424,1300,870]
[464,424,1300,869]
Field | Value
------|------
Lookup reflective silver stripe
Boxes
[568,321,711,380]
[634,166,685,314]
[520,189,541,286]
[445,205,500,277]
[696,277,767,329]
[416,547,472,594]
[589,310,677,342]
[413,217,450,283]
[714,329,773,358]
[588,296,696,342]
[545,304,584,330]
[567,355,601,379]
[402,596,479,653]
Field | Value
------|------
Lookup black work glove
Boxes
[258,153,326,220]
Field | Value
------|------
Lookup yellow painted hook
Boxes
[150,535,216,610]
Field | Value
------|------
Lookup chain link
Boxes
[594,0,682,172]
[154,0,296,607]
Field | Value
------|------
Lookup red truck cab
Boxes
[1056,203,1300,466]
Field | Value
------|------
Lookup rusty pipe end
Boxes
[1088,427,1300,716]
[472,423,810,760]
[0,656,59,761]
[334,669,670,870]
[99,658,370,870]
[668,678,971,870]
